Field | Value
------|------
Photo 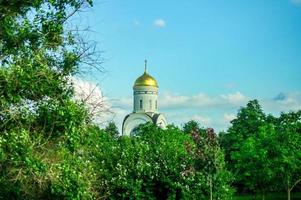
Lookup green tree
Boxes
[104,121,119,138]
[91,123,233,199]
[273,111,301,200]
[222,100,266,162]
[183,120,206,136]
[0,0,98,199]
[231,124,276,199]
[189,126,233,200]
[221,99,301,199]
[220,100,267,194]
[101,123,202,199]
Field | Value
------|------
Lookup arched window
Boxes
[140,99,143,109]
[149,100,152,109]
[156,100,158,109]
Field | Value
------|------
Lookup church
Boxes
[122,61,167,135]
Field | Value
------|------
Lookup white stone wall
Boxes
[155,114,168,129]
[122,113,167,136]
[122,83,167,135]
[122,113,153,136]
[133,86,158,113]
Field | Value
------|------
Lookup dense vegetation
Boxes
[219,100,301,200]
[0,1,300,199]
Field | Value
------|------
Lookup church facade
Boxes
[122,61,167,135]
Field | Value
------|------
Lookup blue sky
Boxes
[75,0,301,131]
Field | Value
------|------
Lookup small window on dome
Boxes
[149,100,152,109]
[140,99,143,109]
[156,100,158,109]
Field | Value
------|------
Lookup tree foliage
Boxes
[0,0,96,199]
[91,123,233,199]
[2,1,299,199]
[104,121,119,138]
[0,1,233,199]
[220,100,301,199]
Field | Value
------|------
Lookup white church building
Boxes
[122,61,167,135]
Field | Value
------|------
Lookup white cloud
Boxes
[263,92,301,114]
[111,91,248,132]
[159,92,215,109]
[153,19,166,28]
[72,77,103,101]
[164,112,212,127]
[112,96,132,108]
[290,0,301,5]
[220,91,247,104]
[71,77,112,125]
[223,113,236,123]
[113,91,244,111]
[190,114,212,126]
[159,91,247,109]
[111,90,301,133]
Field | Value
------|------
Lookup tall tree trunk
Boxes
[262,194,265,200]
[287,179,301,200]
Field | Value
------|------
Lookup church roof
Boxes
[133,60,158,88]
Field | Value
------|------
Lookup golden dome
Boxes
[133,60,158,88]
